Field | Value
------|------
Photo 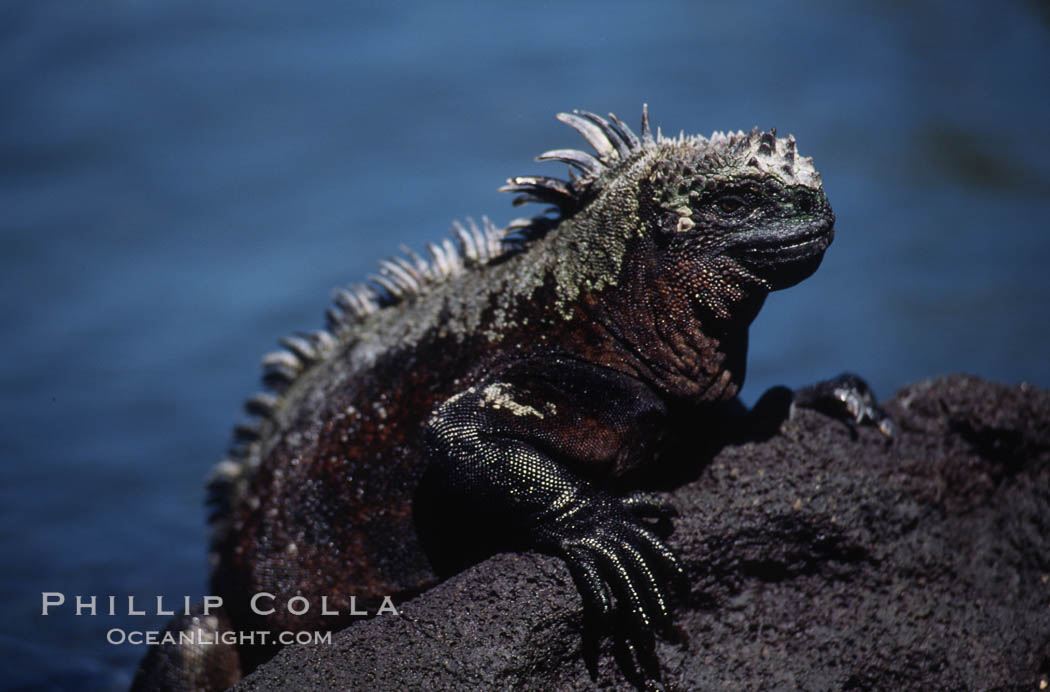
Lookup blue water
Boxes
[2,1,1048,688]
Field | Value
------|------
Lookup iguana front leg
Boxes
[422,356,685,676]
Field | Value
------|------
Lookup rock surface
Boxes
[236,375,1050,690]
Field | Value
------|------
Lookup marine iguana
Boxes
[132,106,890,690]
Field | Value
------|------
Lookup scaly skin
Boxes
[132,107,890,689]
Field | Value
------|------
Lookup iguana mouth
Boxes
[739,229,831,263]
[728,219,834,289]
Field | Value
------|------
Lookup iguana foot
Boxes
[130,603,241,692]
[792,372,895,437]
[538,487,685,682]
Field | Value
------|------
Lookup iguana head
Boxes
[638,123,835,321]
[503,107,834,323]
[640,125,834,319]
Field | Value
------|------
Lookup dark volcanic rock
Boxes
[236,375,1050,690]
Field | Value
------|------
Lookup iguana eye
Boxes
[716,196,746,215]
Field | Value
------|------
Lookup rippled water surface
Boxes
[2,1,1048,688]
